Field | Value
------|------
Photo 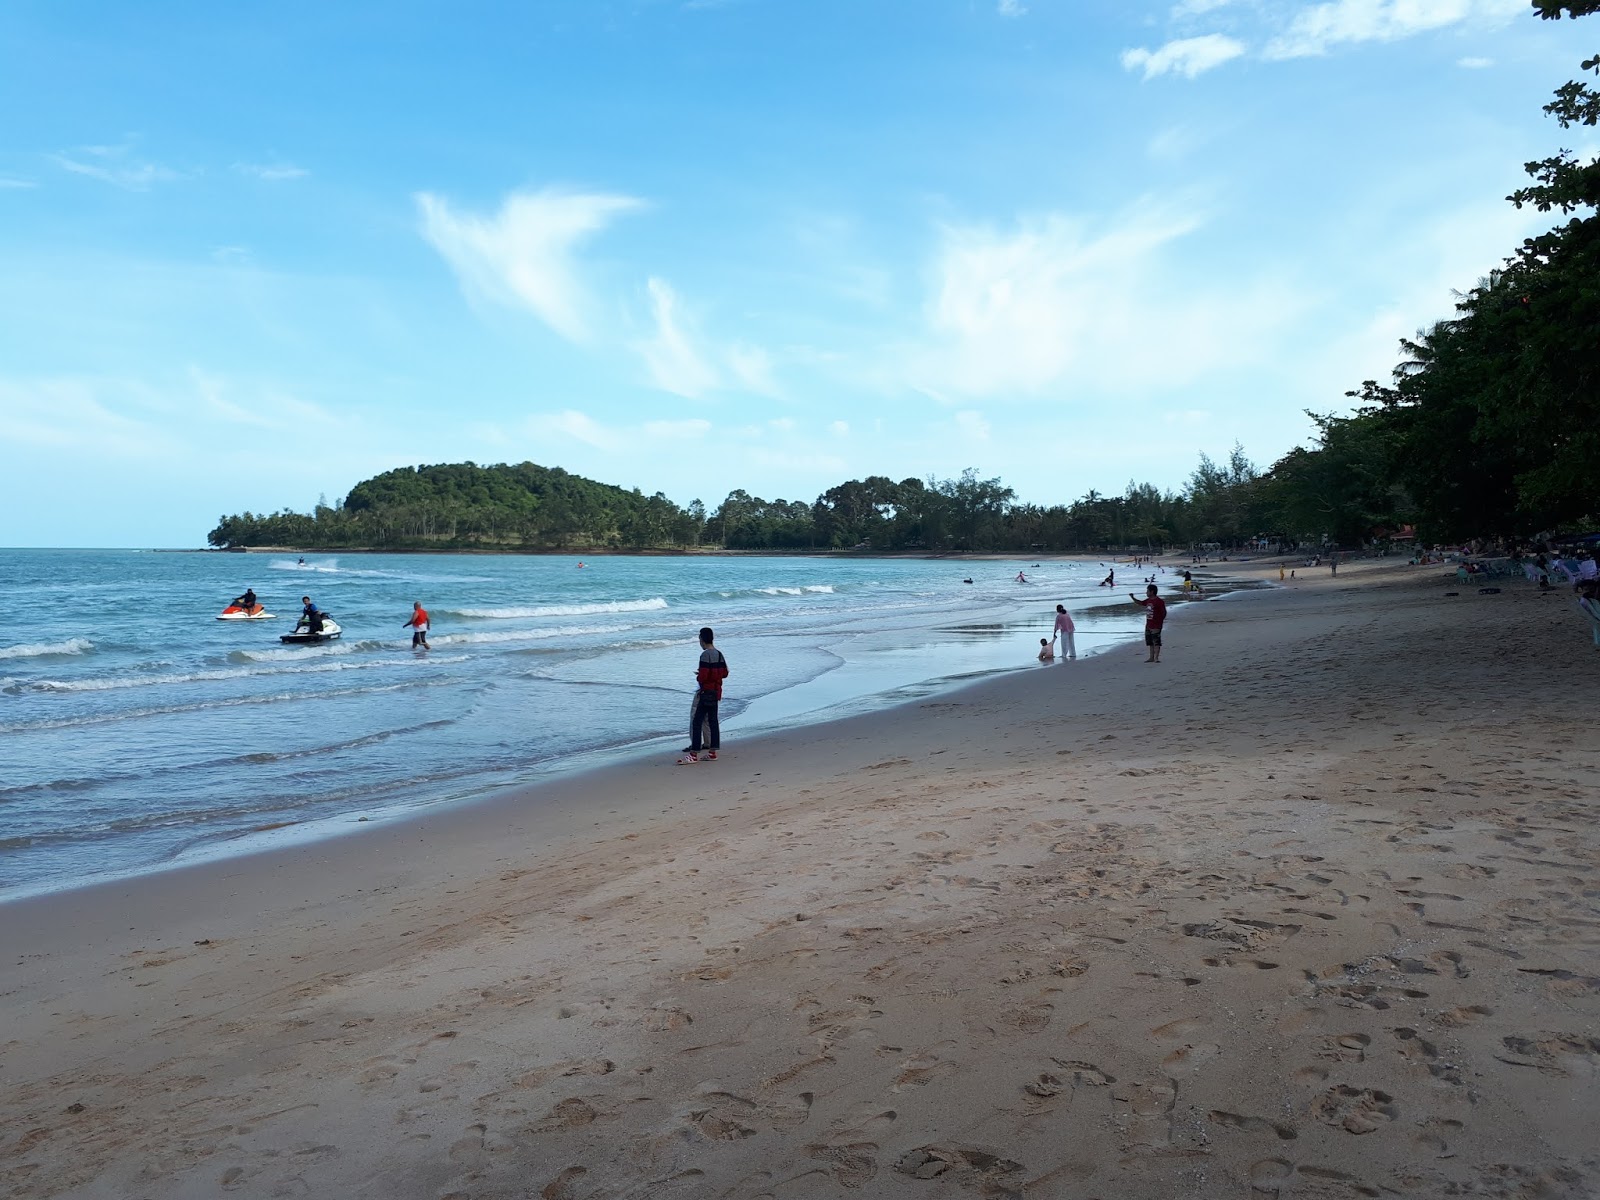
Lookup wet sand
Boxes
[2,559,1596,1199]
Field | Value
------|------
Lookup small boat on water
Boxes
[217,604,274,620]
[279,616,342,644]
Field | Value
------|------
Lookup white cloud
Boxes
[49,143,180,190]
[0,176,37,189]
[636,276,722,398]
[997,0,1027,17]
[1171,0,1237,15]
[0,377,169,454]
[526,409,621,450]
[633,278,781,400]
[188,368,345,432]
[417,187,644,343]
[829,420,850,437]
[1265,0,1521,60]
[903,206,1220,398]
[886,198,1313,405]
[727,342,779,396]
[235,161,309,181]
[1122,34,1247,80]
[1457,55,1494,68]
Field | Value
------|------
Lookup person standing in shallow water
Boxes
[403,601,430,649]
[679,627,729,764]
[1052,604,1076,660]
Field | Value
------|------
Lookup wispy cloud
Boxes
[997,0,1027,17]
[417,187,645,343]
[0,377,169,454]
[1171,0,1237,15]
[895,201,1297,400]
[1264,0,1521,60]
[0,176,38,190]
[1458,55,1494,68]
[235,161,309,181]
[49,143,180,190]
[636,277,722,398]
[1122,34,1246,79]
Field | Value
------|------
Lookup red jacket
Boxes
[696,647,729,698]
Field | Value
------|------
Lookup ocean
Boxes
[0,549,1153,898]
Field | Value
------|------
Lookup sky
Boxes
[0,0,1593,547]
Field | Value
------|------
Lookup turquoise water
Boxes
[0,550,1151,897]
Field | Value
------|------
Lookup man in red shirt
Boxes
[403,601,430,650]
[1131,583,1167,663]
[679,626,730,763]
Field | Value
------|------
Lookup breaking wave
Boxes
[445,598,669,619]
[0,637,94,661]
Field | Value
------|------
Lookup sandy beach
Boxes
[3,559,1597,1200]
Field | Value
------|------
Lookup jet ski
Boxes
[279,615,342,644]
[217,604,274,620]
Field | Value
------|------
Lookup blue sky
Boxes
[0,0,1592,546]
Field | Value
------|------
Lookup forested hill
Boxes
[209,462,700,551]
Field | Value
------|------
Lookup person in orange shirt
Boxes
[403,601,430,650]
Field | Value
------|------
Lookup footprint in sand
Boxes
[533,1098,605,1132]
[1315,1033,1370,1063]
[1209,1110,1298,1140]
[1413,1117,1465,1159]
[1163,1042,1221,1075]
[1310,1085,1398,1135]
[683,1090,813,1140]
[644,1006,693,1032]
[1496,1033,1600,1077]
[447,1122,512,1165]
[1248,1157,1294,1195]
[997,999,1055,1033]
[1516,967,1600,998]
[1436,1004,1493,1028]
[892,1052,959,1093]
[893,1145,1026,1186]
[1392,1027,1463,1084]
[537,1166,589,1200]
[806,1111,897,1189]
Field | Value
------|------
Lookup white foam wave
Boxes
[435,623,631,646]
[233,641,364,663]
[447,598,669,619]
[263,557,490,584]
[30,653,466,692]
[0,637,94,661]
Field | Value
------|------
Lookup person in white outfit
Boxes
[1052,604,1076,660]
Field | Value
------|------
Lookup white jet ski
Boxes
[279,616,342,644]
[217,604,274,620]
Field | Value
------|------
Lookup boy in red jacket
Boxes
[679,626,730,763]
[1131,583,1167,663]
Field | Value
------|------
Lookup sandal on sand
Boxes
[677,753,699,764]
[706,750,717,760]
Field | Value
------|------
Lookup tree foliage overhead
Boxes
[211,4,1597,555]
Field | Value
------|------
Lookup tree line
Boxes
[211,5,1597,555]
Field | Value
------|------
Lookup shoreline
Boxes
[1,562,1176,904]
[5,559,1594,1198]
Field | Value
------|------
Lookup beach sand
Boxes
[3,560,1597,1199]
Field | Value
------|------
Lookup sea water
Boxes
[0,550,1150,897]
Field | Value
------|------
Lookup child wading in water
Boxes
[678,626,730,764]
[1037,638,1055,662]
